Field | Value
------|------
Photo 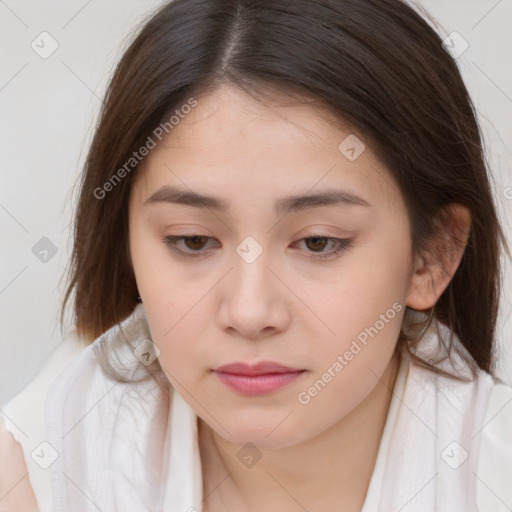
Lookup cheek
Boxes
[130,224,190,309]
[298,270,406,417]
[340,227,411,317]
[129,224,204,370]
[308,232,410,368]
[144,303,209,390]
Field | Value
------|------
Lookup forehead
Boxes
[131,84,402,214]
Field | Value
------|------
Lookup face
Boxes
[128,84,416,450]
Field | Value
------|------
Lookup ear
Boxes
[406,203,471,311]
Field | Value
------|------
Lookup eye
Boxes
[161,234,354,260]
[162,235,218,258]
[293,235,354,260]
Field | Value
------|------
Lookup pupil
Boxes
[308,237,327,251]
[187,236,206,250]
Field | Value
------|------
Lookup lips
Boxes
[214,361,303,376]
[213,361,306,395]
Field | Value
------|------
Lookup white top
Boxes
[1,303,511,511]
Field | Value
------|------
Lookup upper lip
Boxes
[214,361,303,375]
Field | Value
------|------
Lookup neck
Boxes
[198,350,401,512]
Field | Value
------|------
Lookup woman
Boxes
[1,0,511,510]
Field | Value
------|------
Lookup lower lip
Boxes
[214,370,305,395]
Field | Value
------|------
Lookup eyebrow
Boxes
[144,185,372,215]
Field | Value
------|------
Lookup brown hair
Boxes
[60,0,509,380]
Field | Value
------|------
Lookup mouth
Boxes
[213,361,307,395]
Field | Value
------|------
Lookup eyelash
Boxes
[161,234,354,260]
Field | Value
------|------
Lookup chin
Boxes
[206,412,312,451]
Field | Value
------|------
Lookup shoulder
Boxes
[0,427,38,511]
[476,378,512,511]
[0,328,87,512]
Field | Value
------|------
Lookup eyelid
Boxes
[161,234,219,258]
[161,233,354,260]
[293,235,354,260]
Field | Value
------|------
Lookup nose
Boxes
[216,250,291,341]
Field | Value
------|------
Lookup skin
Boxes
[128,84,471,511]
[0,429,39,512]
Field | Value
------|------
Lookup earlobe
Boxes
[406,204,471,311]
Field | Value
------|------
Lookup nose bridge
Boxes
[230,236,275,305]
[217,235,290,338]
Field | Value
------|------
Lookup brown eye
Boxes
[162,234,220,258]
[304,237,329,252]
[293,235,354,260]
[183,235,209,250]
[162,234,353,260]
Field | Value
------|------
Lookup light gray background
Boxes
[1,0,511,404]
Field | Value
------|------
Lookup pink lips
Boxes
[214,361,306,396]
